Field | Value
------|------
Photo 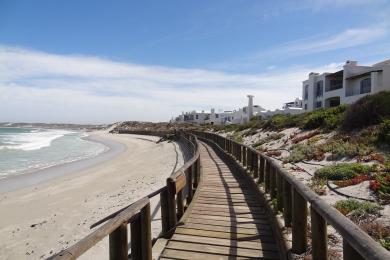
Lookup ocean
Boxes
[0,127,107,178]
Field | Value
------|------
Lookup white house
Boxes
[302,59,390,112]
[175,95,265,125]
[260,98,303,118]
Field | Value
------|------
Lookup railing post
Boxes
[259,156,265,183]
[292,188,308,254]
[253,153,259,178]
[283,179,292,227]
[109,223,128,260]
[243,146,247,166]
[276,169,283,212]
[187,167,193,204]
[177,189,184,219]
[160,188,170,236]
[343,240,364,260]
[265,159,271,192]
[311,206,328,260]
[167,178,177,230]
[270,165,277,198]
[193,158,199,189]
[131,215,142,260]
[140,203,152,260]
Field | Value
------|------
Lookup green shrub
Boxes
[342,91,390,131]
[284,144,316,163]
[314,163,373,180]
[377,119,390,143]
[252,133,284,147]
[335,199,382,218]
[321,139,374,159]
[302,105,347,130]
[380,237,390,250]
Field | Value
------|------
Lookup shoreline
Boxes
[0,132,184,259]
[0,132,126,193]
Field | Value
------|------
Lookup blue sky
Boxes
[1,0,390,123]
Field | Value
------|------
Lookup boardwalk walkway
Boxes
[159,141,282,259]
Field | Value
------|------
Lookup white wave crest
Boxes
[0,129,73,151]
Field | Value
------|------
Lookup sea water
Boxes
[0,127,107,178]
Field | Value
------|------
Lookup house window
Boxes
[304,85,309,100]
[316,81,323,97]
[328,80,343,91]
[304,104,308,110]
[195,115,198,119]
[360,78,371,94]
[316,101,322,108]
[215,114,219,118]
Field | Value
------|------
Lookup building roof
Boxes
[346,69,383,80]
[326,70,343,77]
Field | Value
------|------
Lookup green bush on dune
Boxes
[342,91,390,131]
[314,163,373,181]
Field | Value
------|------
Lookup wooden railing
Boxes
[49,131,200,260]
[195,131,390,260]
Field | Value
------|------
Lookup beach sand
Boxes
[0,132,184,260]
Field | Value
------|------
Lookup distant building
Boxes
[302,59,390,112]
[175,95,265,125]
[260,98,303,118]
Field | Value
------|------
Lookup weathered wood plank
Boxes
[161,248,257,260]
[175,227,276,242]
[165,241,280,259]
[171,234,278,251]
[182,222,274,236]
[187,218,271,230]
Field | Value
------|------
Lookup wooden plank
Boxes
[165,241,280,259]
[182,223,274,236]
[171,234,278,251]
[175,227,275,242]
[190,209,267,220]
[187,218,271,230]
[192,205,265,214]
[161,248,255,260]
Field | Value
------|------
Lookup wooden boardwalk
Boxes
[159,141,281,259]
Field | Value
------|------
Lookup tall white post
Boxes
[247,95,254,120]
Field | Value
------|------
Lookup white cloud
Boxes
[255,26,388,60]
[0,45,342,123]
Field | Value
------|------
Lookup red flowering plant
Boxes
[334,175,371,188]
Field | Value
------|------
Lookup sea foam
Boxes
[0,129,73,151]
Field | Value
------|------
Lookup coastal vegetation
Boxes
[204,91,390,251]
[314,163,374,181]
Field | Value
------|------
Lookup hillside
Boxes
[206,91,390,252]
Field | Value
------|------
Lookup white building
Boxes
[175,95,265,125]
[260,98,303,118]
[302,59,390,112]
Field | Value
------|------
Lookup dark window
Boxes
[360,78,371,94]
[215,114,219,118]
[316,81,323,97]
[195,115,198,119]
[328,80,343,91]
[304,104,308,110]
[304,85,309,100]
[329,98,340,107]
[316,101,322,108]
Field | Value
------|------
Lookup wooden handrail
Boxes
[195,131,390,260]
[49,131,201,260]
[50,197,149,260]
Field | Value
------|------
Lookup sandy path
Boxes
[0,132,184,260]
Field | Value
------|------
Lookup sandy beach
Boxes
[0,132,184,260]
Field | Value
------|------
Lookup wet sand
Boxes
[0,132,184,259]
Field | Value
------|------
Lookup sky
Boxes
[1,0,390,124]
